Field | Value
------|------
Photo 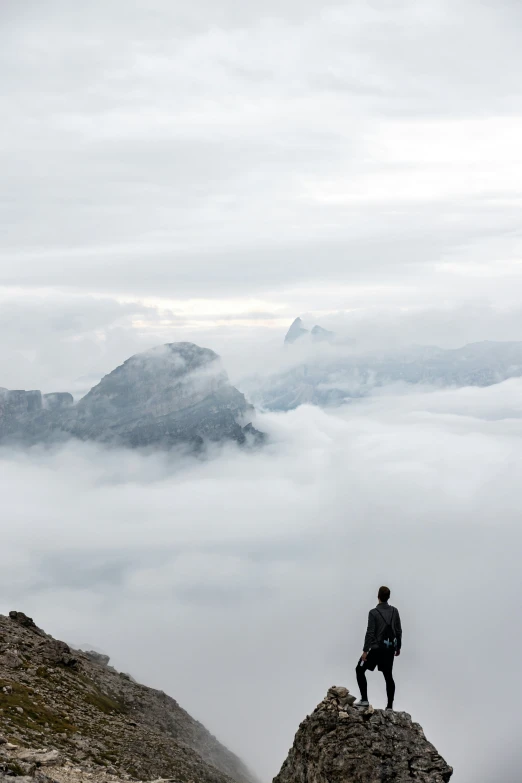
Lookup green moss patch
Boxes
[0,678,78,734]
[84,689,126,715]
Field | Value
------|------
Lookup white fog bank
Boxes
[2,382,521,781]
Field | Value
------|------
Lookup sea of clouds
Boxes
[2,380,522,781]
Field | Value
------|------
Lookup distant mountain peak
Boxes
[284,318,335,345]
[284,317,309,344]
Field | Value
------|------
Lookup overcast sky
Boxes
[3,0,522,393]
[2,3,522,782]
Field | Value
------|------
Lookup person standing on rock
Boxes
[355,586,402,711]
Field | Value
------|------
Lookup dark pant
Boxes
[356,649,395,708]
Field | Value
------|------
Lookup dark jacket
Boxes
[363,603,402,653]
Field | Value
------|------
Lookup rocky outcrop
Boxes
[274,686,452,783]
[0,343,262,450]
[0,612,255,783]
[80,650,111,667]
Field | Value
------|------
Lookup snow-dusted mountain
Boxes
[0,343,261,448]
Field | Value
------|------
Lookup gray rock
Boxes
[42,640,77,668]
[1,650,23,669]
[326,685,356,708]
[16,748,61,766]
[273,686,453,783]
[9,611,44,634]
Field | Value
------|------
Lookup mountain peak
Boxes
[284,318,309,344]
[78,341,226,412]
[273,686,452,783]
[0,342,261,449]
[284,319,335,345]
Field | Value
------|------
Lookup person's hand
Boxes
[395,649,401,657]
[361,651,368,661]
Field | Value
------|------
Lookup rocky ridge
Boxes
[0,343,261,449]
[247,335,522,411]
[0,612,255,783]
[273,686,452,783]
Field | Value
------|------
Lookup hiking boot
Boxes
[354,699,369,708]
[385,706,394,712]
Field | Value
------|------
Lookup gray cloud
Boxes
[2,1,522,304]
[0,292,177,393]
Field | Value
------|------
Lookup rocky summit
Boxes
[0,611,256,783]
[273,686,452,783]
[0,342,261,449]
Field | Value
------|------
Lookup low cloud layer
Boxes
[6,289,522,400]
[2,382,522,781]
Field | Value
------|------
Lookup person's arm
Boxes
[394,609,402,655]
[362,611,377,658]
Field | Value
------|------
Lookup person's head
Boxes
[378,585,391,603]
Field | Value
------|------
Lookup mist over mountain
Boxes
[3,379,522,781]
[284,318,335,346]
[243,318,522,410]
[5,326,522,449]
